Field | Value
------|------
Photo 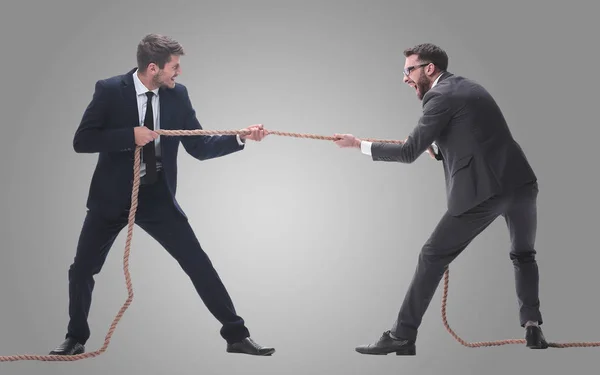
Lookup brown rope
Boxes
[153,128,405,144]
[0,128,597,362]
[440,267,600,348]
[0,144,143,362]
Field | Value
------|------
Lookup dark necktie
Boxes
[142,91,157,184]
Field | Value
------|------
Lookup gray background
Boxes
[1,0,598,374]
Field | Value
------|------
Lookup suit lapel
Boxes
[121,68,140,127]
[158,87,172,130]
[157,87,175,161]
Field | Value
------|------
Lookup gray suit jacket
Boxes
[371,72,537,216]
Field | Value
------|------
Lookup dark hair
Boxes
[136,34,185,72]
[403,43,448,72]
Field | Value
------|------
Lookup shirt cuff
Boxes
[236,134,245,146]
[361,141,372,155]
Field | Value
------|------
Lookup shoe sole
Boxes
[226,348,275,356]
[49,348,85,356]
[355,347,416,356]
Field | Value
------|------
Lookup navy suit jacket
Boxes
[73,68,245,219]
[370,72,537,216]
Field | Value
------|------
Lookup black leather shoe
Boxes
[525,325,548,349]
[49,337,85,355]
[355,330,416,355]
[226,337,275,356]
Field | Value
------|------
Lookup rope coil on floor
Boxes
[0,128,598,362]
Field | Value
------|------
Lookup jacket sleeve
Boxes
[371,92,453,163]
[73,80,135,153]
[179,86,245,161]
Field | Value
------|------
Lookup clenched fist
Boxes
[240,124,268,142]
[134,126,159,146]
[333,133,361,148]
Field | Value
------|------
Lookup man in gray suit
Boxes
[333,43,547,355]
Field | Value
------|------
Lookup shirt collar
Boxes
[133,69,159,97]
[431,72,444,88]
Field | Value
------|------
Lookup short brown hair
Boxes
[404,43,448,72]
[136,34,185,72]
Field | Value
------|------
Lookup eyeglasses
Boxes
[403,63,431,76]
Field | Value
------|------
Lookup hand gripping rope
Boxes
[0,128,598,362]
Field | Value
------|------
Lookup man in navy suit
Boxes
[49,34,275,356]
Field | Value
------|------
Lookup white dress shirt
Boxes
[360,72,444,156]
[132,70,245,177]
